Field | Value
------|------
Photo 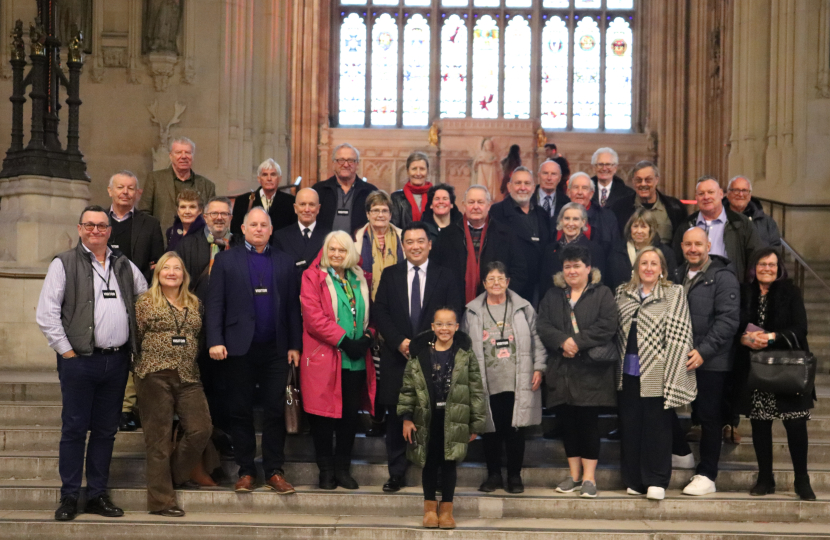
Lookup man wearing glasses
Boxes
[589,147,634,209]
[723,175,781,249]
[36,206,148,522]
[313,143,378,235]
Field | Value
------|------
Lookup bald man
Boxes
[271,187,331,285]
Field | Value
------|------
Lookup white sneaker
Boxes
[682,474,716,496]
[672,453,696,469]
[646,486,665,500]
[626,488,644,495]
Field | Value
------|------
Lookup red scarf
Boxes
[403,181,432,221]
[463,216,489,303]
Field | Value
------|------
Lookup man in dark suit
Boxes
[271,187,330,286]
[313,143,378,234]
[533,160,569,232]
[565,172,620,250]
[206,207,302,495]
[590,147,635,209]
[372,222,464,493]
[230,158,297,237]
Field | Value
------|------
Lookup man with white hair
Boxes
[139,137,216,234]
[723,175,781,248]
[230,158,297,237]
[534,160,570,228]
[271,187,331,286]
[313,143,378,234]
[565,172,620,250]
[590,147,634,208]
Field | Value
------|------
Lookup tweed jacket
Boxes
[138,166,217,234]
[614,282,696,408]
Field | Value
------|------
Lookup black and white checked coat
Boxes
[614,282,696,408]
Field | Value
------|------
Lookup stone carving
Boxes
[148,100,186,170]
[144,0,183,54]
[56,0,92,53]
[472,138,501,198]
[10,21,25,61]
[29,21,46,56]
[145,52,178,91]
[183,56,196,84]
[102,47,128,68]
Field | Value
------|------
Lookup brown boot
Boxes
[438,501,455,529]
[423,500,438,528]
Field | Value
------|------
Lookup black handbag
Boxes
[748,334,816,396]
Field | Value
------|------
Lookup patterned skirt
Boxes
[750,390,810,421]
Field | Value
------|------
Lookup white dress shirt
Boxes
[407,259,429,312]
[298,221,317,236]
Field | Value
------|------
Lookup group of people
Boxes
[35,137,815,530]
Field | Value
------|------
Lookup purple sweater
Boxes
[246,248,276,344]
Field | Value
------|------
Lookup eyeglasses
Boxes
[728,188,751,195]
[334,158,358,165]
[79,222,110,232]
[205,212,231,219]
[433,323,457,329]
[484,277,508,285]
[368,208,390,215]
[595,162,617,168]
[757,262,778,269]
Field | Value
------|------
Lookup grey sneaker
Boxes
[580,480,597,498]
[555,476,582,493]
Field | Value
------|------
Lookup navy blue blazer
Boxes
[206,244,302,357]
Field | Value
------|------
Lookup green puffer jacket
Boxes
[397,331,487,467]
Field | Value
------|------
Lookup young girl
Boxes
[398,308,486,529]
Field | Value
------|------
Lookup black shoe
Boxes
[383,476,406,492]
[366,419,386,437]
[85,494,124,517]
[795,474,816,501]
[335,470,359,490]
[606,428,621,441]
[174,480,201,490]
[119,411,138,432]
[150,506,185,517]
[750,474,775,496]
[506,475,524,494]
[55,495,78,521]
[478,473,503,493]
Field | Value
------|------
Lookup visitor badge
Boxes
[295,260,306,267]
[254,287,269,295]
[102,290,117,299]
[110,244,119,249]
[531,237,540,242]
[171,336,187,346]
[336,209,350,216]
[495,339,510,349]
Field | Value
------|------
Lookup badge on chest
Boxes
[495,339,510,349]
[102,290,117,299]
[336,209,350,216]
[254,287,269,295]
[171,336,187,346]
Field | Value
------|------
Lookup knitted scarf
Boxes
[403,181,432,221]
[463,217,489,303]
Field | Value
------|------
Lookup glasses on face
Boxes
[634,177,656,184]
[369,208,390,216]
[80,222,110,232]
[757,262,778,269]
[433,322,456,329]
[595,162,617,169]
[728,188,751,195]
[205,212,230,219]
[334,158,358,166]
[484,276,507,285]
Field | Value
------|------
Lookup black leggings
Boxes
[561,405,601,460]
[422,409,457,502]
[751,417,809,477]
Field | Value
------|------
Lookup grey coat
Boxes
[672,255,740,372]
[462,289,546,432]
[537,269,619,407]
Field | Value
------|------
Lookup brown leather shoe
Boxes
[438,501,455,529]
[423,500,438,528]
[234,475,256,492]
[190,462,218,487]
[723,425,742,444]
[265,473,296,495]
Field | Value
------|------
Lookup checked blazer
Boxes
[614,282,696,408]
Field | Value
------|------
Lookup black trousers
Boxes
[422,409,457,503]
[751,417,809,477]
[619,375,672,490]
[561,405,601,460]
[197,350,230,434]
[308,368,365,470]
[482,392,525,477]
[226,341,288,479]
[693,370,727,480]
[385,405,409,478]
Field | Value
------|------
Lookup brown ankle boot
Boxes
[423,500,439,528]
[190,461,218,487]
[438,501,455,529]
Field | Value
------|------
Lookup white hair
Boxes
[591,147,618,165]
[465,184,492,203]
[169,136,196,154]
[332,143,360,162]
[108,170,139,189]
[320,231,360,270]
[557,202,590,232]
[727,175,753,191]
[257,158,282,177]
[567,172,596,193]
[538,159,561,174]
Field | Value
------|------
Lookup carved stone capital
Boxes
[145,52,179,92]
[182,57,196,85]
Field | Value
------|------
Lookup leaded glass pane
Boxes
[573,16,600,129]
[540,16,568,128]
[339,13,367,125]
[504,16,531,119]
[575,0,601,7]
[506,0,532,6]
[542,0,569,6]
[373,0,398,5]
[404,0,430,5]
[472,15,499,119]
[403,14,431,126]
[608,0,634,8]
[370,13,398,125]
[605,16,632,129]
[474,0,500,6]
[440,15,468,118]
[341,0,367,5]
[442,0,468,6]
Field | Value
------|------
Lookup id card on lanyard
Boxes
[92,260,117,299]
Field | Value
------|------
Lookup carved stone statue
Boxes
[473,138,501,199]
[148,100,187,170]
[29,21,46,56]
[10,20,25,61]
[144,0,183,55]
[56,0,92,53]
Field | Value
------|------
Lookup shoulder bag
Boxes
[285,365,303,434]
[748,334,816,396]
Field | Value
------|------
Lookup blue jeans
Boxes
[57,350,129,498]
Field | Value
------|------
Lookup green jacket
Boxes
[397,331,487,467]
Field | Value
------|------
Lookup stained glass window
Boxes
[472,15,499,119]
[504,16,531,119]
[440,15,468,118]
[403,15,431,126]
[542,0,569,6]
[573,16,600,129]
[541,16,568,129]
[506,0,532,6]
[575,0,601,7]
[370,14,398,126]
[373,0,398,5]
[605,17,632,129]
[404,0,431,4]
[338,13,367,126]
[474,0,499,6]
[340,0,366,5]
[608,0,634,8]
[442,0,468,6]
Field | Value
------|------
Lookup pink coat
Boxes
[300,253,376,418]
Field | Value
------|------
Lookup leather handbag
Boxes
[585,340,619,363]
[285,365,303,434]
[748,334,816,396]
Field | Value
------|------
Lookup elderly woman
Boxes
[355,190,403,301]
[607,208,677,288]
[462,262,545,494]
[539,202,606,298]
[537,245,618,498]
[134,252,212,517]
[736,248,815,500]
[166,189,205,250]
[300,231,376,490]
[615,246,695,500]
[391,152,433,229]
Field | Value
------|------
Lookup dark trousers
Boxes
[561,405,601,460]
[422,409,457,503]
[671,411,693,456]
[197,350,231,434]
[385,405,409,478]
[618,375,672,490]
[135,370,212,512]
[751,417,809,478]
[57,350,129,498]
[226,341,288,479]
[482,392,525,477]
[693,370,727,480]
[308,368,366,471]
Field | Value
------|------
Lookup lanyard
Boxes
[484,294,509,340]
[165,298,189,336]
[91,259,112,289]
[565,287,581,334]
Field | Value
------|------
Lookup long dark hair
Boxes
[746,247,787,283]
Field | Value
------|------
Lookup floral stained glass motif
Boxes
[607,0,634,8]
[370,13,399,126]
[573,16,600,129]
[339,13,367,126]
[472,15,500,119]
[504,16,531,119]
[440,15,468,118]
[542,0,569,6]
[605,17,632,129]
[540,16,568,129]
[403,15,430,126]
[575,0,601,7]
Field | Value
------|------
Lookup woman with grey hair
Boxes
[390,151,433,229]
[230,158,297,236]
[539,202,606,298]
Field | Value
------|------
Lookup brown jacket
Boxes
[138,166,216,234]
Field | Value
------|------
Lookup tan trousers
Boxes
[122,372,137,413]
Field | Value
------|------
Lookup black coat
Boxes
[724,197,782,249]
[606,239,678,291]
[270,222,330,288]
[532,185,569,231]
[735,279,814,415]
[610,190,688,240]
[312,175,379,234]
[109,210,165,284]
[230,187,297,238]
[539,235,607,299]
[421,206,462,243]
[586,203,620,249]
[372,260,464,405]
[175,231,243,304]
[591,176,635,209]
[390,189,433,230]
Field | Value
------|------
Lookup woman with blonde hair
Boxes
[134,251,212,517]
